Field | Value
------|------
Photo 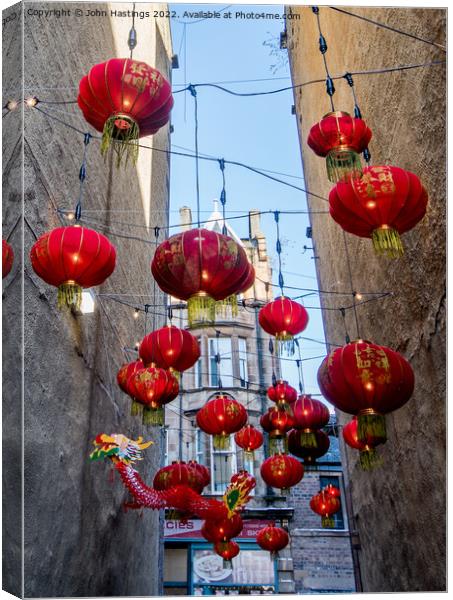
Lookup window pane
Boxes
[209,337,233,387]
[238,338,248,388]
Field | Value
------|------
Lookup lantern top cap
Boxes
[322,110,352,119]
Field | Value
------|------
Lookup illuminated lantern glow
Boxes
[196,395,248,450]
[343,416,386,470]
[329,165,428,258]
[153,461,205,495]
[292,395,330,448]
[318,340,414,445]
[260,454,304,494]
[128,366,179,425]
[214,540,240,568]
[287,429,330,464]
[29,226,116,310]
[234,425,263,460]
[201,514,243,543]
[258,296,309,355]
[256,524,289,559]
[78,58,173,166]
[117,360,145,395]
[307,111,372,182]
[151,228,255,326]
[139,325,200,375]
[267,380,298,410]
[260,407,295,455]
[2,240,14,279]
[310,490,341,528]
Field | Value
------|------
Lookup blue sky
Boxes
[168,4,328,398]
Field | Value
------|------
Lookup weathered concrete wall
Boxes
[3,2,172,597]
[286,6,446,592]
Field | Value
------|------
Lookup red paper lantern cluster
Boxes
[260,407,295,455]
[78,58,173,166]
[318,340,414,448]
[267,380,298,409]
[259,297,309,355]
[30,226,116,309]
[234,425,263,459]
[151,228,255,326]
[2,240,14,279]
[196,394,248,449]
[343,416,386,470]
[310,489,341,528]
[256,524,289,558]
[260,454,304,494]
[128,366,179,425]
[287,429,330,464]
[291,394,330,449]
[139,325,200,375]
[329,165,428,258]
[307,111,372,182]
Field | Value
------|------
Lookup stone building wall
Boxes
[286,6,446,592]
[3,2,172,597]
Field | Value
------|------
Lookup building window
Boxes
[238,337,248,388]
[319,475,346,530]
[208,337,234,387]
[193,338,203,388]
[196,429,206,465]
[210,436,237,494]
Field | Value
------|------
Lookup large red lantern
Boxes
[310,490,341,528]
[116,360,145,395]
[287,429,330,464]
[201,514,243,543]
[139,325,200,375]
[196,395,248,450]
[128,366,179,425]
[214,540,240,567]
[256,524,289,558]
[30,226,116,309]
[343,416,385,470]
[234,425,263,459]
[329,165,428,258]
[292,395,330,447]
[151,228,255,326]
[187,460,211,490]
[153,461,203,493]
[318,340,414,445]
[258,297,309,355]
[2,240,14,279]
[267,380,298,409]
[307,111,372,182]
[260,454,304,493]
[78,58,173,166]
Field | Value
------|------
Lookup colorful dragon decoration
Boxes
[90,434,256,521]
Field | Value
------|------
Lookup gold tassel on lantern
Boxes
[57,282,82,310]
[321,516,335,528]
[358,410,387,443]
[299,430,318,448]
[372,226,404,258]
[187,292,216,326]
[326,147,363,183]
[101,115,140,168]
[359,448,383,471]
[143,406,164,426]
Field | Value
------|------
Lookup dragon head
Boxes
[223,470,256,518]
[89,433,153,465]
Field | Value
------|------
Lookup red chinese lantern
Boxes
[128,366,179,425]
[260,408,295,455]
[187,460,211,490]
[214,540,240,568]
[307,111,372,182]
[287,429,330,464]
[234,425,263,460]
[153,461,202,493]
[116,360,145,395]
[329,165,428,258]
[310,490,341,528]
[30,226,116,309]
[318,340,414,446]
[201,514,243,543]
[152,228,254,326]
[139,325,200,375]
[292,395,330,447]
[267,380,298,409]
[343,416,385,470]
[260,454,304,493]
[78,58,173,166]
[256,524,289,559]
[196,395,248,450]
[324,484,341,498]
[2,240,14,279]
[258,297,309,355]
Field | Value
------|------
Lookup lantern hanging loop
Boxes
[128,3,137,58]
[188,84,201,228]
[74,132,92,221]
[219,158,227,235]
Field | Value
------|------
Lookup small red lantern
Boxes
[260,408,295,455]
[267,380,298,409]
[234,425,263,459]
[329,165,428,258]
[287,429,330,464]
[196,395,248,450]
[343,416,385,470]
[310,490,341,528]
[187,460,211,490]
[139,325,200,375]
[318,340,414,446]
[128,367,179,425]
[214,540,240,568]
[292,395,330,448]
[258,297,309,355]
[30,226,116,309]
[78,58,173,166]
[116,360,145,395]
[256,524,289,559]
[153,461,202,493]
[324,484,341,498]
[201,514,243,543]
[307,111,372,182]
[260,454,304,493]
[152,228,255,326]
[2,240,14,279]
